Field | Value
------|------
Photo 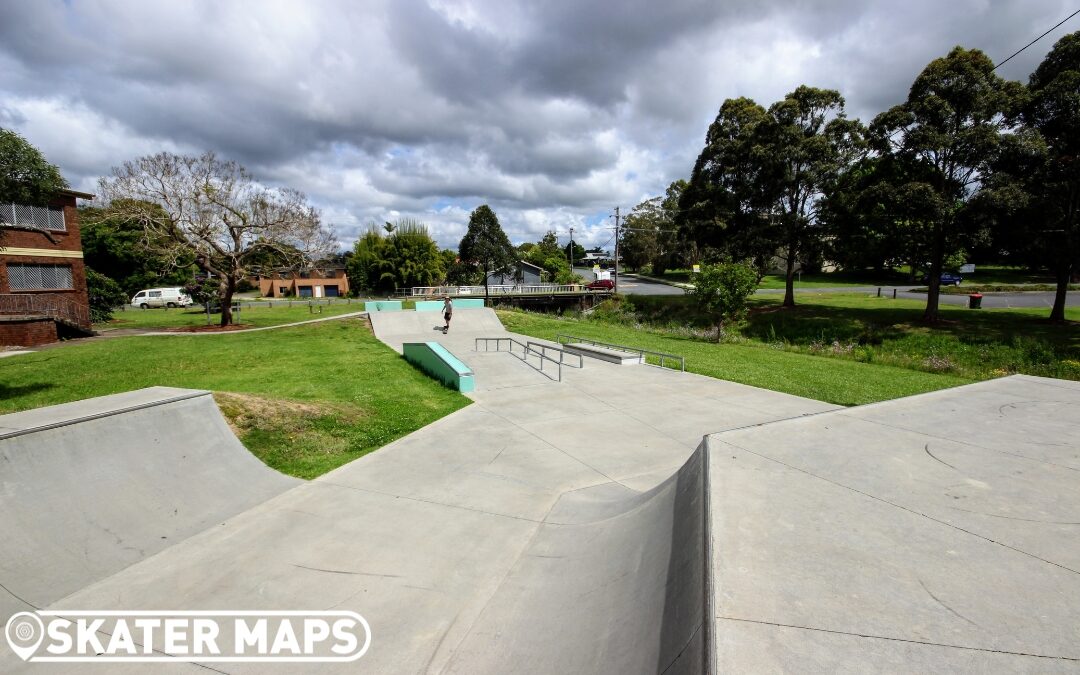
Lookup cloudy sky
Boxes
[1,1,1077,251]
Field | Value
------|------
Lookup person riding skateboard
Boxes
[442,296,453,334]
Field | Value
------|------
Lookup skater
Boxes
[442,296,453,334]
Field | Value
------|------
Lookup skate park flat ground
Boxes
[2,308,1078,672]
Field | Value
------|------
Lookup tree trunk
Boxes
[1049,262,1072,323]
[220,275,237,326]
[483,265,490,302]
[922,223,944,323]
[716,318,724,343]
[783,243,796,308]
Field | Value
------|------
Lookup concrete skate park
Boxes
[2,307,1078,673]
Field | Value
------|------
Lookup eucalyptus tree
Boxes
[871,47,1022,322]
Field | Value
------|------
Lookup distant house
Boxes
[0,189,95,346]
[254,265,350,298]
[486,260,544,286]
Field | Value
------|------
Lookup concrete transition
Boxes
[1,306,1078,673]
[0,388,299,621]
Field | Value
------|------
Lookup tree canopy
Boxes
[98,152,334,326]
[0,127,68,206]
[458,204,515,297]
[871,46,1020,321]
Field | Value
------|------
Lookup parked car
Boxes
[587,279,615,290]
[920,272,964,286]
[131,287,194,309]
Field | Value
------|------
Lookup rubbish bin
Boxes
[968,293,983,309]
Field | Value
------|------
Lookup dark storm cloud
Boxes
[0,0,1076,249]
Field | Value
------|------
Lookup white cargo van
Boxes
[131,287,193,309]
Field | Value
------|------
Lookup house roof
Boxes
[59,189,95,200]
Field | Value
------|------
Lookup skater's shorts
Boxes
[444,312,451,321]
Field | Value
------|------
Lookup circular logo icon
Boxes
[5,612,44,661]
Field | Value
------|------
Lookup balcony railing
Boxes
[0,293,91,328]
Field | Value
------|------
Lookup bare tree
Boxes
[99,152,335,325]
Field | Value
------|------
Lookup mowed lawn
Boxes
[98,301,366,330]
[0,319,469,478]
[499,293,1079,406]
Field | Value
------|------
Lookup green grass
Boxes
[99,301,367,330]
[498,308,971,406]
[649,265,1055,290]
[500,291,1080,404]
[0,320,469,478]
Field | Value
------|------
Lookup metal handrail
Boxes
[555,333,685,371]
[526,341,584,369]
[474,336,574,381]
[0,293,90,328]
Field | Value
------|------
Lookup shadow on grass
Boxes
[0,382,55,400]
[740,299,1080,356]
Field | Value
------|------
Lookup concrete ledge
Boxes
[403,341,475,392]
[564,342,644,365]
[415,299,486,311]
[365,300,403,312]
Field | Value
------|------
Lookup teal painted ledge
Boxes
[365,300,403,312]
[403,342,476,393]
[415,298,485,311]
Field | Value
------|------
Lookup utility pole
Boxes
[569,226,575,274]
[610,206,620,293]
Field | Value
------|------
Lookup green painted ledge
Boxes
[403,342,476,392]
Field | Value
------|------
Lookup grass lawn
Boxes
[500,292,1080,404]
[98,301,368,330]
[0,319,469,478]
[649,265,1055,290]
[498,308,971,406]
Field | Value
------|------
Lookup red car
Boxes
[587,279,614,290]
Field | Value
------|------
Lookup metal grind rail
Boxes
[474,337,582,382]
[555,334,685,371]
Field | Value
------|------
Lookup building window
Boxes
[7,264,74,290]
[0,203,66,232]
[279,286,288,295]
[324,285,339,297]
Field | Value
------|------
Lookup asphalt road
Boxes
[575,268,686,296]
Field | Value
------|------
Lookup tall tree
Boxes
[761,86,864,307]
[1025,31,1080,322]
[81,202,194,296]
[0,127,67,206]
[679,97,770,262]
[458,204,515,299]
[99,152,334,326]
[871,47,1021,322]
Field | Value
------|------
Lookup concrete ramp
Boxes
[369,307,506,350]
[0,387,299,621]
[445,444,714,674]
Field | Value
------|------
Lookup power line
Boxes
[994,9,1080,69]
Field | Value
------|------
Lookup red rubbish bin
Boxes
[968,293,983,309]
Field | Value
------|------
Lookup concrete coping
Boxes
[426,341,474,376]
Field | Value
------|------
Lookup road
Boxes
[574,268,685,296]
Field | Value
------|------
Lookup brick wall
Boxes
[0,193,90,331]
[0,318,58,346]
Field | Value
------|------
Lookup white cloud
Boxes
[0,0,1075,251]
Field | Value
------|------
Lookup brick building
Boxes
[255,265,350,298]
[0,190,95,346]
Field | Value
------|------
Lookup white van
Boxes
[131,287,193,309]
